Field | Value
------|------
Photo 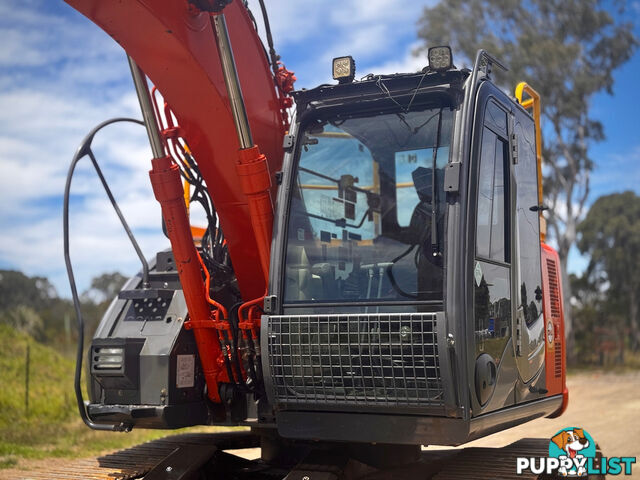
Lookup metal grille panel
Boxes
[267,313,444,409]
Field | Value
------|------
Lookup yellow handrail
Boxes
[183,179,191,216]
[515,82,545,241]
[181,143,206,240]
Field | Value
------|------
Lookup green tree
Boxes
[82,271,127,304]
[577,191,640,352]
[416,0,637,355]
[0,269,126,349]
[0,305,44,338]
[0,270,57,311]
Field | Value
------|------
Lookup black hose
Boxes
[257,0,279,79]
[64,117,144,431]
[86,149,150,288]
[385,244,418,299]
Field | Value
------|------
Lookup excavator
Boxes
[61,0,569,478]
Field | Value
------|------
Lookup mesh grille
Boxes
[267,313,444,409]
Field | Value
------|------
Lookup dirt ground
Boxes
[2,370,639,478]
[427,369,640,459]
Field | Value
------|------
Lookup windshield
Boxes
[283,107,453,304]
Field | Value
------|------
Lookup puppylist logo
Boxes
[516,427,636,476]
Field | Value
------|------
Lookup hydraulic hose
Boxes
[64,117,144,431]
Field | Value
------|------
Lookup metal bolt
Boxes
[163,282,169,288]
[400,325,411,340]
[447,333,455,347]
[302,476,310,480]
[166,466,173,472]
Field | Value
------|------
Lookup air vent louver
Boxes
[554,341,562,378]
[546,258,561,319]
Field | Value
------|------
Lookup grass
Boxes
[1,324,637,470]
[567,350,640,375]
[0,325,235,470]
[0,325,76,427]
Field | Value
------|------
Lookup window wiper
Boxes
[430,109,443,256]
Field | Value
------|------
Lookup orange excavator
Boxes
[62,0,568,477]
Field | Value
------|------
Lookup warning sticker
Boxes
[176,354,195,389]
[474,261,483,286]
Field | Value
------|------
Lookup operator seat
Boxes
[407,166,434,245]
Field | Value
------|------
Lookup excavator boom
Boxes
[65,0,286,300]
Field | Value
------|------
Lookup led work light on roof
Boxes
[332,56,356,84]
[428,46,453,72]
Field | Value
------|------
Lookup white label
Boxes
[474,261,483,286]
[297,228,305,241]
[176,354,195,389]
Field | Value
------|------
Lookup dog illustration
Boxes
[551,428,590,476]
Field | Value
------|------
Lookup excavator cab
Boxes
[65,0,566,452]
[259,50,567,445]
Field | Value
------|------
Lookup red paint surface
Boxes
[65,0,286,300]
[541,242,568,416]
[149,156,230,402]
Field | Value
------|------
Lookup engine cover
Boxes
[88,251,208,429]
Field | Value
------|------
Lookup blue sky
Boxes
[0,0,639,296]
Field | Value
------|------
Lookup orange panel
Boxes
[541,243,568,416]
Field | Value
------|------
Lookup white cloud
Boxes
[0,0,161,296]
[247,0,428,87]
[0,0,440,296]
[365,41,429,75]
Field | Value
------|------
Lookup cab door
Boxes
[472,92,514,409]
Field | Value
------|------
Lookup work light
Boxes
[332,56,356,83]
[428,46,453,72]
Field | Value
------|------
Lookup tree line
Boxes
[0,271,126,354]
[417,0,639,363]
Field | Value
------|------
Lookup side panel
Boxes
[541,243,566,398]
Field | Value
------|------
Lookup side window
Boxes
[476,127,509,263]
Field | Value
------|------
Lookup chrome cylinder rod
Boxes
[211,13,254,149]
[127,55,165,159]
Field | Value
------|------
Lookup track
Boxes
[430,438,550,479]
[1,432,259,480]
[2,436,560,480]
[4,371,634,479]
